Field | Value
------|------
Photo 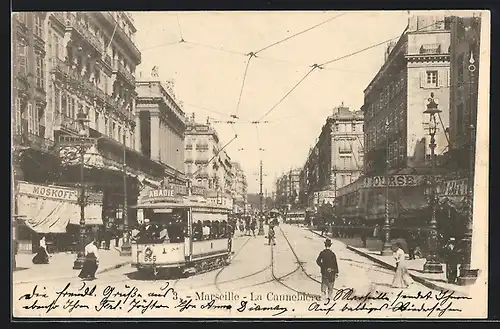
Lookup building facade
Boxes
[12,12,164,254]
[447,15,481,171]
[136,78,186,184]
[275,169,300,208]
[231,162,248,212]
[299,105,364,207]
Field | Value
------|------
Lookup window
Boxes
[53,34,60,59]
[27,103,33,134]
[34,15,43,38]
[104,117,109,135]
[17,40,27,75]
[457,53,464,84]
[61,93,67,117]
[15,98,22,134]
[95,111,100,131]
[130,131,134,149]
[456,103,464,137]
[426,71,438,87]
[118,126,122,141]
[112,122,116,139]
[35,53,44,89]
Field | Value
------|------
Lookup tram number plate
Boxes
[144,255,157,262]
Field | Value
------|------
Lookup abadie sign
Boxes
[18,182,78,202]
[364,175,427,188]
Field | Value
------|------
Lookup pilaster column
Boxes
[135,110,141,152]
[150,112,160,161]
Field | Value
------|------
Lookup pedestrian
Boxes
[251,218,257,237]
[32,236,50,264]
[316,238,339,301]
[78,238,100,280]
[408,230,416,260]
[391,242,412,288]
[445,237,460,284]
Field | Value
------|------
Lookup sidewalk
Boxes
[309,229,471,297]
[13,248,132,285]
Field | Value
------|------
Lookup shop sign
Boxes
[364,175,427,188]
[148,189,175,198]
[436,178,468,196]
[18,182,78,202]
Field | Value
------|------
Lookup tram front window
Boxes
[137,208,188,244]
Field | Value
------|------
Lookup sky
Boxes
[131,11,409,194]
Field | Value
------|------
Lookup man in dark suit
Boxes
[316,238,339,300]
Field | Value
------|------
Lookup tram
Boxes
[131,195,233,278]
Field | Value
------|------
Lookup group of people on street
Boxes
[31,235,100,280]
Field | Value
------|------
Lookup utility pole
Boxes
[258,159,265,235]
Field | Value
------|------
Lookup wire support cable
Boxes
[253,12,347,55]
[256,66,317,123]
[234,54,256,117]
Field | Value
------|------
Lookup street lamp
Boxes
[73,110,90,270]
[422,93,444,273]
[120,132,131,256]
[457,51,479,285]
[381,119,392,256]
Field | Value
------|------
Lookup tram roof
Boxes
[133,201,231,212]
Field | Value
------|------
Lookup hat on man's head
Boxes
[325,238,332,247]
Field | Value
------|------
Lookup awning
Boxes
[17,194,72,234]
[69,203,103,226]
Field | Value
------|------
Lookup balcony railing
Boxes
[117,103,135,122]
[14,120,55,152]
[56,112,80,133]
[66,15,105,55]
[112,59,136,86]
[419,44,442,55]
[102,12,141,60]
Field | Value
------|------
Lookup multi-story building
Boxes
[300,104,364,207]
[13,12,164,253]
[447,15,481,171]
[275,169,300,208]
[348,14,452,225]
[231,162,248,211]
[363,14,451,175]
[136,77,186,184]
[184,114,232,191]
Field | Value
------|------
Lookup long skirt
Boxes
[392,261,412,288]
[78,253,98,280]
[32,247,49,264]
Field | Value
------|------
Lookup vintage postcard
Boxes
[11,10,489,319]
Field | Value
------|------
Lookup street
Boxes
[13,224,473,318]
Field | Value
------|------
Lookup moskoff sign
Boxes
[17,182,78,202]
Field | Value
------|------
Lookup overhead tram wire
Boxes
[176,13,186,42]
[318,20,446,67]
[253,12,347,55]
[190,133,239,178]
[254,20,447,124]
[256,65,320,123]
[234,52,257,117]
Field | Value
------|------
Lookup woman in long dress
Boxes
[391,242,412,288]
[32,236,49,264]
[78,239,99,280]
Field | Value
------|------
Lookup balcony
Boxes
[112,60,136,86]
[419,44,442,55]
[117,103,135,122]
[14,121,55,152]
[65,15,105,55]
[99,12,141,63]
[57,112,81,134]
[51,12,66,26]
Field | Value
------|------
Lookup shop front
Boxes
[15,181,103,253]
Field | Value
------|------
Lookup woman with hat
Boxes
[316,238,339,300]
[391,242,412,288]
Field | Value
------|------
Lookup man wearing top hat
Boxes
[444,237,460,284]
[316,238,339,300]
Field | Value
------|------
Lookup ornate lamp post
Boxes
[73,110,91,270]
[381,119,392,256]
[457,51,479,285]
[423,93,444,273]
[120,132,132,256]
